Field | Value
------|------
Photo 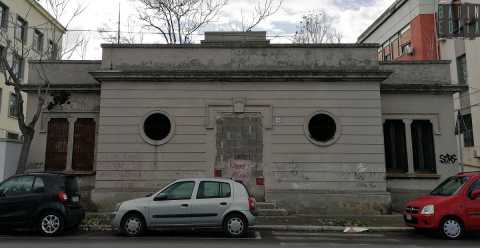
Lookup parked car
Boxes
[112,178,256,237]
[0,172,85,236]
[403,172,480,239]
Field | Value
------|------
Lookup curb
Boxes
[80,225,413,233]
[253,225,413,232]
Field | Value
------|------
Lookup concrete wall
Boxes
[92,80,390,214]
[100,44,380,71]
[381,93,458,210]
[0,139,22,181]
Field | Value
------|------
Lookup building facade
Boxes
[0,0,65,140]
[358,0,480,173]
[24,32,465,213]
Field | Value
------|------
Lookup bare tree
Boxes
[293,10,343,44]
[0,1,86,174]
[39,0,88,59]
[238,0,283,32]
[137,0,228,44]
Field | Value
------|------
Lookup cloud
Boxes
[52,0,395,59]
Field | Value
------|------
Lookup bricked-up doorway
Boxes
[215,113,264,201]
[72,118,96,171]
[45,118,69,171]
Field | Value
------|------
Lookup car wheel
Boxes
[121,213,146,237]
[223,213,248,238]
[38,211,65,237]
[441,217,464,240]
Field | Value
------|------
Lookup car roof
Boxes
[176,177,239,183]
[457,171,480,178]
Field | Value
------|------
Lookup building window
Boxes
[383,120,408,173]
[72,118,96,171]
[305,112,339,146]
[45,118,69,171]
[12,53,24,79]
[33,29,44,52]
[48,40,58,59]
[8,93,18,118]
[6,132,19,140]
[141,111,174,145]
[411,120,437,173]
[457,55,468,84]
[0,2,8,29]
[400,42,413,56]
[15,16,27,43]
[463,114,475,147]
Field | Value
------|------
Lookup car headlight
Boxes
[114,203,122,212]
[421,204,435,215]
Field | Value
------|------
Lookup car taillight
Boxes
[248,197,256,212]
[57,192,68,203]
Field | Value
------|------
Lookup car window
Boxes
[33,177,45,192]
[431,176,469,196]
[162,181,195,200]
[197,181,231,199]
[468,179,480,199]
[0,176,34,196]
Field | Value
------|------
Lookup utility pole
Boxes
[455,110,465,173]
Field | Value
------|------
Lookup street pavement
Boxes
[0,229,480,247]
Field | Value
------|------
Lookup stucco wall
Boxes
[381,93,458,210]
[0,139,22,181]
[92,80,390,213]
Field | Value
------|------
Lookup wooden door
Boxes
[45,118,69,171]
[72,118,96,171]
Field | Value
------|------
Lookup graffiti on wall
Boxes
[440,154,458,165]
[225,159,254,185]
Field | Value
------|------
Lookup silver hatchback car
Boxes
[112,178,256,237]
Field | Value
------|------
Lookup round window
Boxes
[141,112,174,145]
[305,112,340,146]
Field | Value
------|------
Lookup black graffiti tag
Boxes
[440,154,458,165]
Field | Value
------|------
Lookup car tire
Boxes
[223,213,248,238]
[38,211,65,237]
[440,217,464,240]
[121,213,146,237]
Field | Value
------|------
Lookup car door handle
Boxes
[220,202,227,206]
[181,204,189,207]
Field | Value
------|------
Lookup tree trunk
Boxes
[16,131,34,175]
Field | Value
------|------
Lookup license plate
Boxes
[405,214,412,221]
[72,196,79,202]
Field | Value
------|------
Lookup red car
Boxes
[403,172,480,239]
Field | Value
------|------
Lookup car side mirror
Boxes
[472,189,480,200]
[145,193,153,197]
[154,193,168,201]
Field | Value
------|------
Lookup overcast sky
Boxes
[43,0,395,60]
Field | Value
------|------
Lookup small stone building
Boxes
[24,32,466,214]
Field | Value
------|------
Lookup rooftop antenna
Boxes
[117,2,121,44]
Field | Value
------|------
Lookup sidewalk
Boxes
[81,213,411,232]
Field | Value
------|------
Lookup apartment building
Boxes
[0,0,65,140]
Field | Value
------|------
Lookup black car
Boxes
[0,172,85,236]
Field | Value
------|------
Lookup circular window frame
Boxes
[140,110,175,146]
[304,111,341,147]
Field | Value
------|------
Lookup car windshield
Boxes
[430,176,469,196]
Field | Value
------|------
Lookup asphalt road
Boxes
[1,229,480,248]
